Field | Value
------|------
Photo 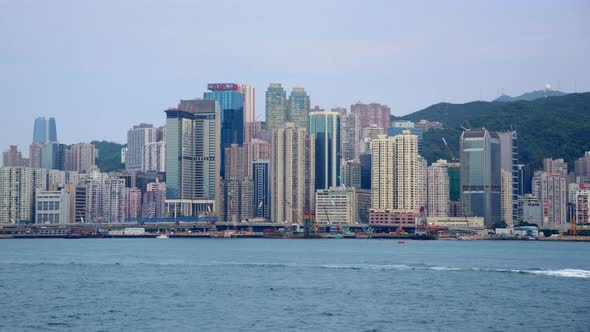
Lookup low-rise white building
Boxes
[315,187,358,225]
[35,189,70,224]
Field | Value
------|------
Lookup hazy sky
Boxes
[1,0,589,153]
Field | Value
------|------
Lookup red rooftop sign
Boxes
[207,83,239,91]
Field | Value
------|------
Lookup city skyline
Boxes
[1,1,589,151]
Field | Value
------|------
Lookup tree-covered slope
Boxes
[399,93,590,168]
[92,140,125,173]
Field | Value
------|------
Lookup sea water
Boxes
[0,239,588,331]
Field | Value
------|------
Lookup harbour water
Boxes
[0,239,588,331]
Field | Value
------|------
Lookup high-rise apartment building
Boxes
[29,143,43,169]
[287,87,311,130]
[142,180,166,218]
[204,83,244,178]
[427,160,450,217]
[125,187,142,219]
[370,131,418,212]
[2,146,24,167]
[265,83,287,130]
[350,102,391,132]
[341,112,360,162]
[142,141,166,173]
[501,169,513,225]
[574,151,590,178]
[532,171,567,226]
[165,99,220,216]
[310,111,340,190]
[460,129,501,226]
[225,144,248,180]
[126,124,157,172]
[416,156,427,212]
[360,125,384,154]
[498,130,518,222]
[33,117,57,143]
[69,143,97,172]
[271,123,315,224]
[543,158,568,176]
[341,160,361,189]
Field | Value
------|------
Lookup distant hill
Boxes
[494,90,567,102]
[399,93,590,169]
[92,140,125,172]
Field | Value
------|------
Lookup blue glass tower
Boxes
[253,160,270,219]
[310,111,341,190]
[204,83,244,179]
[33,117,57,143]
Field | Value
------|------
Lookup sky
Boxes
[1,0,589,154]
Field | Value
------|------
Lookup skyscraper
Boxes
[225,144,248,180]
[498,130,518,223]
[204,83,244,178]
[165,99,220,216]
[309,111,340,190]
[69,143,97,172]
[253,160,270,219]
[287,87,311,130]
[265,83,287,130]
[271,123,315,224]
[142,141,166,173]
[33,117,57,143]
[240,84,256,144]
[341,160,361,189]
[387,121,423,155]
[460,129,501,226]
[126,124,157,172]
[532,171,567,226]
[41,143,67,170]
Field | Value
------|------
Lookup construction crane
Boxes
[441,137,458,162]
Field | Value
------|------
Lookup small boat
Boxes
[398,241,405,244]
[156,234,169,239]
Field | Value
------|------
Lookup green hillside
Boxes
[399,93,590,168]
[494,90,566,102]
[92,140,125,173]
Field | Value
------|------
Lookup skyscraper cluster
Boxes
[2,82,590,230]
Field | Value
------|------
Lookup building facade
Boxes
[126,124,157,172]
[310,111,340,190]
[427,160,450,218]
[265,83,287,130]
[287,87,311,130]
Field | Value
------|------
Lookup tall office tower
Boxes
[341,112,361,162]
[265,83,287,130]
[370,131,418,211]
[165,99,220,216]
[225,144,248,179]
[33,117,57,143]
[240,85,256,141]
[41,143,67,170]
[142,141,166,172]
[543,158,568,176]
[444,162,461,217]
[315,187,358,225]
[460,129,501,226]
[359,153,372,189]
[125,187,142,219]
[532,171,567,226]
[341,160,361,189]
[360,125,384,153]
[427,160,450,218]
[35,189,70,224]
[102,177,126,223]
[350,102,391,132]
[310,111,340,190]
[2,146,23,167]
[574,151,590,178]
[501,169,513,225]
[29,143,43,168]
[387,121,424,155]
[126,124,157,172]
[497,130,519,222]
[517,162,535,195]
[204,83,244,178]
[416,156,427,211]
[253,160,270,219]
[68,143,97,172]
[271,123,315,224]
[287,87,311,130]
